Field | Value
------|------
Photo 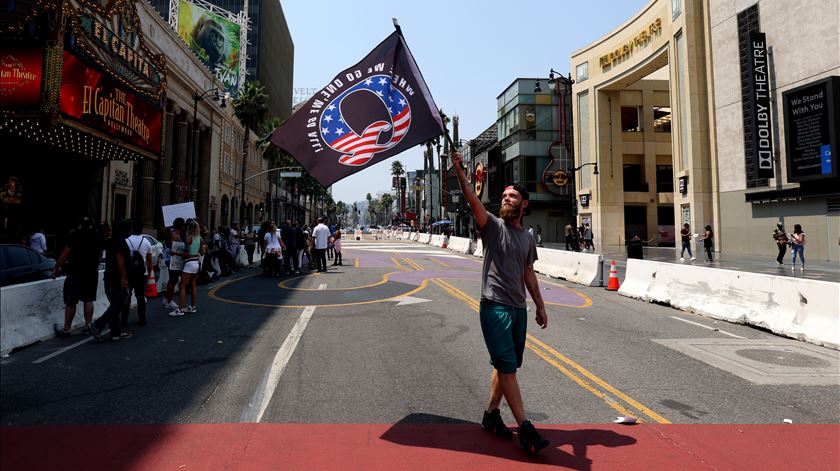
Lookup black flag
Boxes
[270,30,444,187]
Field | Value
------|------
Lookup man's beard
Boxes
[500,203,521,222]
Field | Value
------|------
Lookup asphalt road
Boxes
[2,238,838,469]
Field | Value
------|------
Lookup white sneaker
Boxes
[168,309,184,317]
[184,305,197,313]
[165,300,178,309]
[690,257,696,261]
[680,257,685,261]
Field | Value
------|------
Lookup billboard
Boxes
[177,0,242,93]
[60,51,163,155]
[0,48,43,109]
[783,76,839,182]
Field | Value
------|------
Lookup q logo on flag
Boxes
[319,75,411,167]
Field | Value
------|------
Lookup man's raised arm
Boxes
[450,151,488,230]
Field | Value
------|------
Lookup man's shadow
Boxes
[379,413,636,470]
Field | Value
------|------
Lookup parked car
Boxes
[0,244,57,287]
[142,235,165,271]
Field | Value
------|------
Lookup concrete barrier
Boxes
[473,239,483,257]
[532,248,603,287]
[430,235,446,247]
[447,236,472,254]
[419,233,432,244]
[619,259,840,349]
[1,271,138,355]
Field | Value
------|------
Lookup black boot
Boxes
[481,408,513,439]
[518,420,549,454]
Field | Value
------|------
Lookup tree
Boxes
[233,81,268,231]
[390,160,404,179]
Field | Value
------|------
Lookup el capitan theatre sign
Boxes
[60,51,162,154]
[0,48,43,109]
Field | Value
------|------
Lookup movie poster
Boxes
[177,0,242,94]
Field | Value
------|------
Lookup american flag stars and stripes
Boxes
[320,75,411,166]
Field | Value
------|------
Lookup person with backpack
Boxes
[122,220,153,327]
[772,222,789,266]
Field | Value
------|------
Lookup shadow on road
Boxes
[380,413,637,470]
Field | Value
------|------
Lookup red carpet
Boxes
[2,423,838,470]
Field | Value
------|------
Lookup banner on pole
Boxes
[270,30,444,187]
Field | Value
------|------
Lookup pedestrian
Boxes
[564,223,573,251]
[53,216,101,337]
[450,150,550,454]
[312,217,330,272]
[699,224,714,262]
[536,225,543,247]
[772,222,788,266]
[327,222,336,261]
[281,219,298,275]
[790,224,806,271]
[294,221,306,272]
[262,222,284,277]
[583,223,594,252]
[28,226,47,254]
[89,220,132,341]
[163,218,185,310]
[332,228,343,266]
[679,223,696,262]
[170,219,203,316]
[244,227,256,266]
[122,220,153,327]
[528,225,534,241]
[228,223,240,270]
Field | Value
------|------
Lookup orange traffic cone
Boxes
[145,267,159,298]
[606,260,620,291]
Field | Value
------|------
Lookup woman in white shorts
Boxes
[171,220,204,316]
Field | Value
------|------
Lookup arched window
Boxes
[220,195,229,228]
[231,196,238,227]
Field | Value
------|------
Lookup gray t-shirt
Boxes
[480,212,538,308]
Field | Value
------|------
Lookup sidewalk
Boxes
[540,242,840,283]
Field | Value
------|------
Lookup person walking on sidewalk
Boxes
[164,220,185,310]
[679,223,696,261]
[89,220,132,341]
[332,228,343,266]
[451,149,550,454]
[564,223,574,251]
[772,222,789,266]
[52,216,102,337]
[122,221,153,327]
[790,224,806,271]
[699,224,714,262]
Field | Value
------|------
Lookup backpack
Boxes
[127,238,146,278]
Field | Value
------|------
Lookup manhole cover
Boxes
[735,348,832,368]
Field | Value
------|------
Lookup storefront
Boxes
[1,0,166,248]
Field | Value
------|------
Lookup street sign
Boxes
[280,171,302,178]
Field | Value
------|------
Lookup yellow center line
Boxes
[354,257,360,268]
[402,257,424,271]
[432,278,670,424]
[429,257,450,267]
[391,257,410,271]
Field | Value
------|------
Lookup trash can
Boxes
[627,239,644,259]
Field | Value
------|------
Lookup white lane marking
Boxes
[243,306,317,423]
[318,284,327,290]
[669,316,747,339]
[33,335,95,364]
[393,296,432,306]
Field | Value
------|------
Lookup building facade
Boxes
[571,0,839,261]
[495,78,574,243]
[146,0,294,121]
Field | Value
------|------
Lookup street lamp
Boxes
[190,87,226,202]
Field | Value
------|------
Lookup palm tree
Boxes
[233,81,268,230]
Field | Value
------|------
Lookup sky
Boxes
[280,0,648,206]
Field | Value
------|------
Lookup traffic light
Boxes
[400,177,406,190]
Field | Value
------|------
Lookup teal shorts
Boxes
[479,300,527,374]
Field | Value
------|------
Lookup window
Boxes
[681,204,691,227]
[672,0,681,20]
[576,62,589,83]
[578,92,591,188]
[623,164,648,192]
[4,246,33,268]
[656,165,674,192]
[653,107,672,132]
[621,107,642,132]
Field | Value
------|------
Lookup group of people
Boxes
[772,222,808,270]
[258,217,343,277]
[564,223,594,252]
[52,217,162,341]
